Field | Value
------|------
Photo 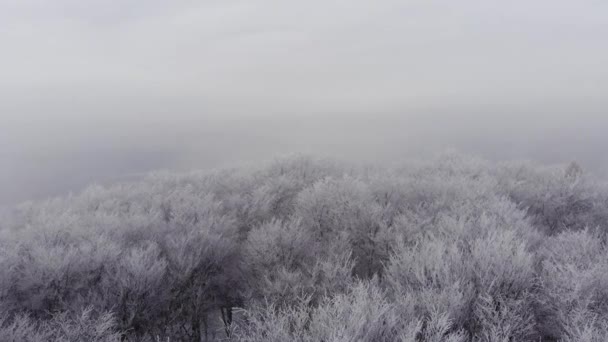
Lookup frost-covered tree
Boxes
[1,154,608,341]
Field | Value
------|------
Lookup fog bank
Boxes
[3,107,608,206]
[2,0,607,205]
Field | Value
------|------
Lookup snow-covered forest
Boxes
[1,153,608,341]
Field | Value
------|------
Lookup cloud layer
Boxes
[1,0,608,204]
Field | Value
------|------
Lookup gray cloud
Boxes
[1,0,608,205]
[3,0,607,107]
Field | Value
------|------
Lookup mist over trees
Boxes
[2,153,608,341]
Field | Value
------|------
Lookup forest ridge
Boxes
[1,153,607,341]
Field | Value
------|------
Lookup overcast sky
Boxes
[2,0,608,205]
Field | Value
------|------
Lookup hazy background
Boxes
[1,0,608,206]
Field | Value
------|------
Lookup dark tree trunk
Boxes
[221,307,233,337]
